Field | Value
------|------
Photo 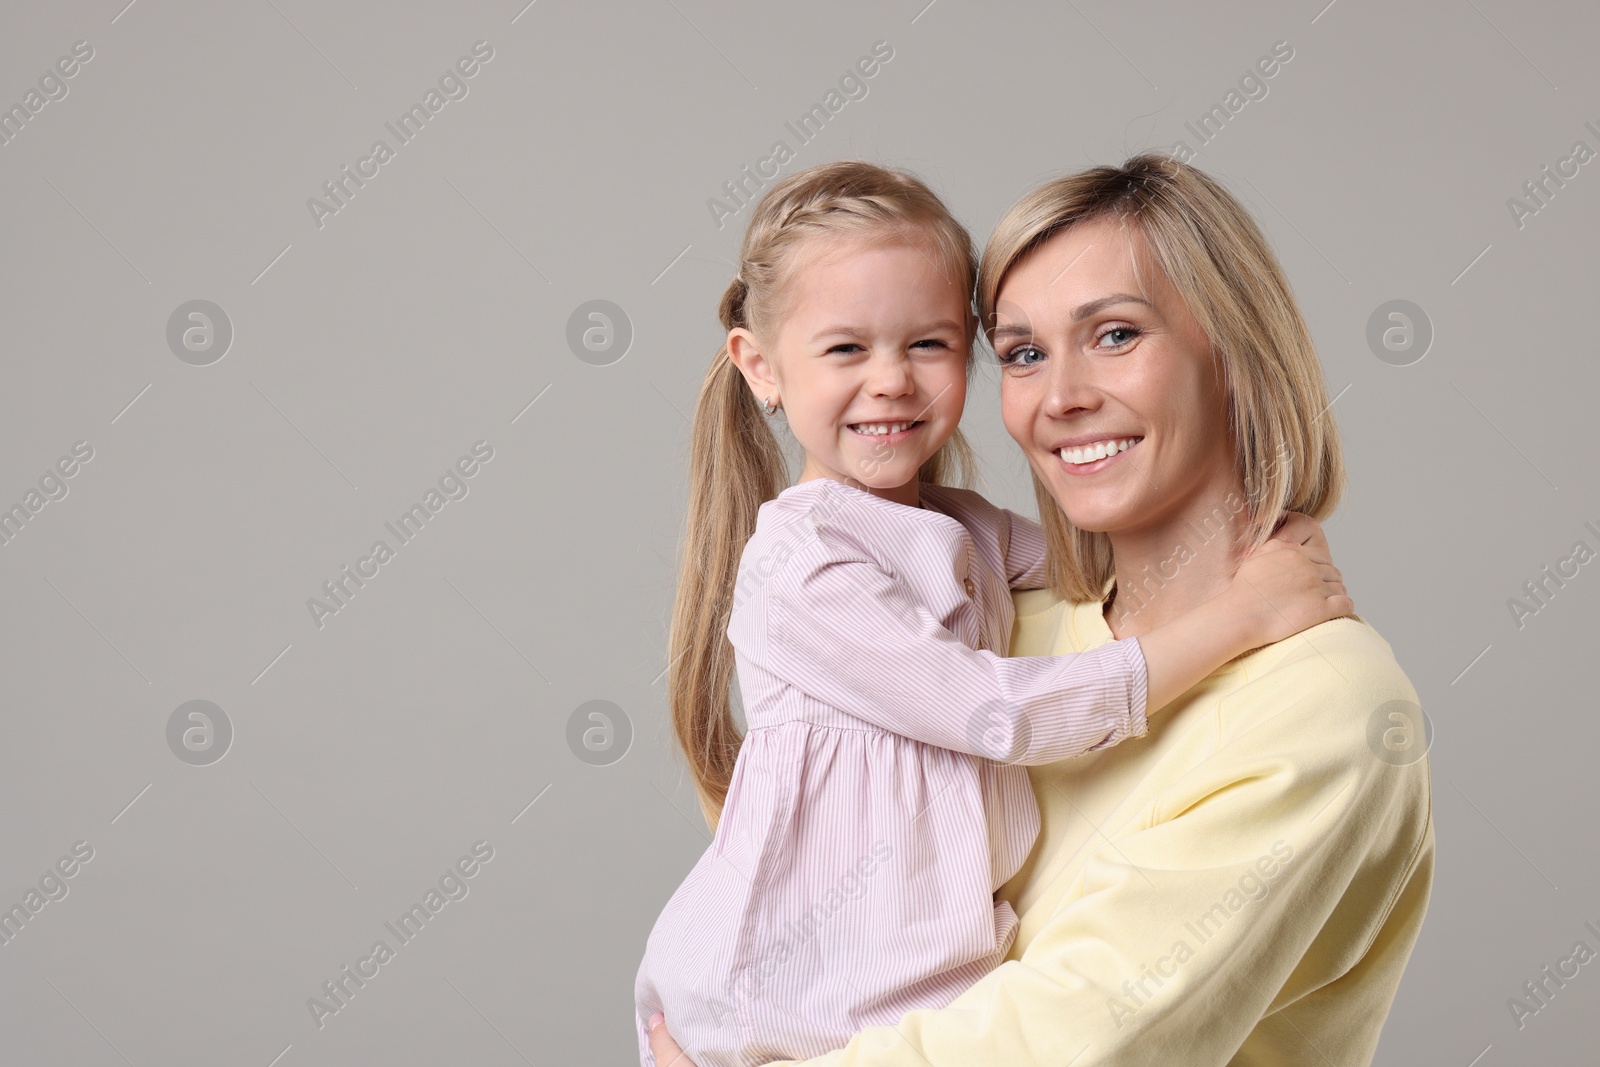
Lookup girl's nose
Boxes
[867,357,915,398]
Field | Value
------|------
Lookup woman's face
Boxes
[994,216,1239,539]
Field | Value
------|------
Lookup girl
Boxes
[633,161,1349,1067]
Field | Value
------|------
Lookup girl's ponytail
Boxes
[668,279,786,831]
[668,161,979,831]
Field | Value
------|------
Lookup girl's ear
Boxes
[727,328,779,404]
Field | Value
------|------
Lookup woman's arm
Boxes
[655,624,1434,1066]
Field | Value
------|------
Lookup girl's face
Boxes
[730,238,970,508]
[993,216,1239,539]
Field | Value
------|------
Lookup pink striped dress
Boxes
[634,478,1149,1066]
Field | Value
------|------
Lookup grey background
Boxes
[0,0,1595,1064]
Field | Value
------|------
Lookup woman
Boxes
[649,153,1435,1065]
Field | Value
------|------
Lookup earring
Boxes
[762,396,780,416]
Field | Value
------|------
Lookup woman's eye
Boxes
[1096,325,1141,348]
[1000,345,1045,366]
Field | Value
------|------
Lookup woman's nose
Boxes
[1044,352,1102,418]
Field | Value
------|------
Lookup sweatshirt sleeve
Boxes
[761,642,1435,1067]
[758,535,1148,764]
[1000,510,1049,591]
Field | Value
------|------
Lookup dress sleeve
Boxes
[635,1011,655,1067]
[759,653,1436,1066]
[1000,510,1048,591]
[759,535,1148,764]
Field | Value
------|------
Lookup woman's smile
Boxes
[1054,435,1143,473]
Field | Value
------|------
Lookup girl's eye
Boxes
[826,343,863,354]
[999,345,1045,366]
[911,338,949,350]
[1096,325,1141,348]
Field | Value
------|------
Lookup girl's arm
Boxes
[1000,510,1049,591]
[757,519,1350,761]
[998,507,1352,714]
[760,537,1146,764]
[1139,516,1353,713]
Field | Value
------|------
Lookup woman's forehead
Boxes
[1015,218,1153,283]
[996,221,1171,323]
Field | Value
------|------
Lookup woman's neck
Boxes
[1103,481,1253,640]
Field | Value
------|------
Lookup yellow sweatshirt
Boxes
[770,588,1435,1066]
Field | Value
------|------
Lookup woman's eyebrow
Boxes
[989,323,1034,341]
[989,295,1154,340]
[1072,293,1153,321]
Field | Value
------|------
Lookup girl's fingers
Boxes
[648,1015,697,1067]
[1273,512,1315,544]
[1274,511,1327,547]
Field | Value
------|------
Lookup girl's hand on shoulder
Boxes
[1230,514,1354,646]
[648,1013,699,1067]
[1270,511,1334,564]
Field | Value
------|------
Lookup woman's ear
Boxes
[727,328,779,406]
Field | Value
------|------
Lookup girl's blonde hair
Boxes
[672,160,977,830]
[977,152,1345,604]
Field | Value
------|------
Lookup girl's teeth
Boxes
[856,421,914,436]
[1058,437,1138,465]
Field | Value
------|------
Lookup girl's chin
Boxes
[852,472,924,494]
[842,453,936,484]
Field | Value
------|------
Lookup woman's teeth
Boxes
[852,421,918,436]
[1058,437,1139,465]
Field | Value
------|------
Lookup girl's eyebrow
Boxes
[810,319,966,342]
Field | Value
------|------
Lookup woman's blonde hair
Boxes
[672,160,978,829]
[978,152,1345,604]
